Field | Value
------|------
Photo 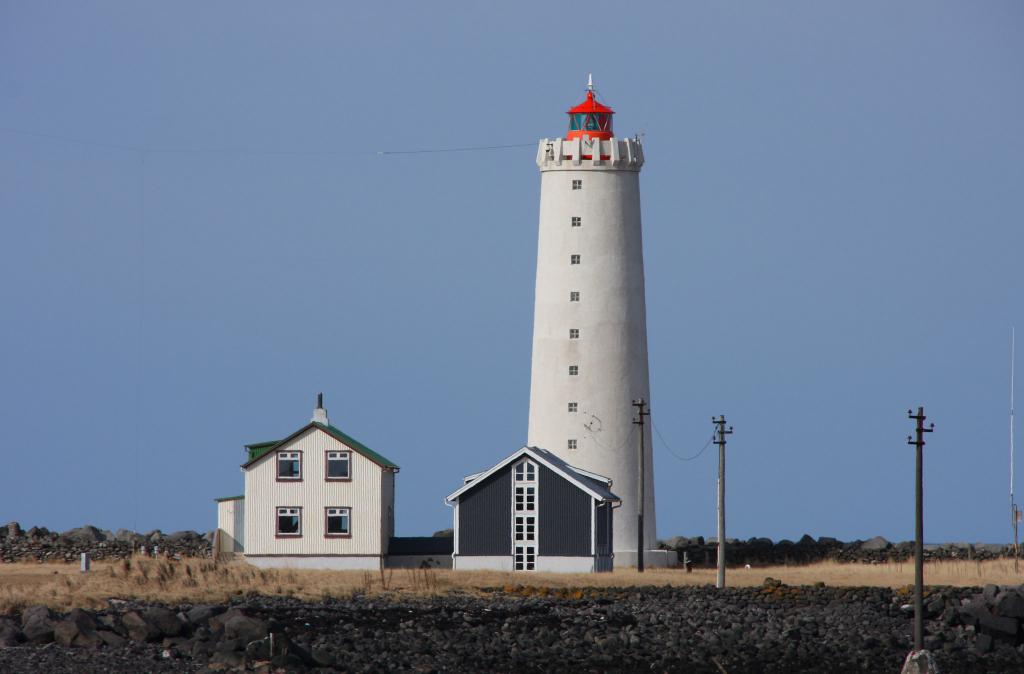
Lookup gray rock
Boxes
[61,526,106,543]
[53,617,102,649]
[996,589,1024,618]
[142,607,185,638]
[185,605,223,626]
[122,611,161,642]
[113,528,140,542]
[98,630,126,648]
[67,608,97,632]
[0,619,23,648]
[165,530,199,542]
[20,605,53,628]
[223,613,269,644]
[6,522,22,538]
[860,536,890,551]
[432,528,454,538]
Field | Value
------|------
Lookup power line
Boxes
[652,420,714,461]
[0,127,534,157]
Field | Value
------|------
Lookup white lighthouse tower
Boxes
[527,80,672,567]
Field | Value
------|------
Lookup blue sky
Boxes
[1,2,1021,543]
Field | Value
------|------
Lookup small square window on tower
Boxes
[571,216,581,227]
[572,179,582,190]
[568,402,578,413]
[570,254,581,265]
[570,291,580,302]
[569,328,580,339]
[568,439,577,450]
[569,365,579,376]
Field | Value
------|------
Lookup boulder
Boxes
[995,589,1024,619]
[53,614,102,649]
[61,525,107,544]
[186,605,224,626]
[122,611,162,642]
[142,607,185,637]
[20,605,55,644]
[98,630,127,648]
[860,536,890,551]
[432,529,454,538]
[0,618,23,648]
[223,612,269,643]
[6,522,22,538]
[166,530,199,542]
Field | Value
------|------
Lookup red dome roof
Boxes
[567,90,615,115]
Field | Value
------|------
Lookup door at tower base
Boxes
[445,446,618,573]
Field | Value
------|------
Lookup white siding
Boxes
[243,427,392,557]
[217,499,244,553]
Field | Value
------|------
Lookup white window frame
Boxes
[568,402,578,413]
[568,439,577,450]
[276,451,301,481]
[276,507,302,537]
[569,328,580,339]
[569,291,580,302]
[326,451,351,481]
[570,254,581,265]
[571,179,582,190]
[571,216,581,227]
[514,545,536,571]
[325,507,351,537]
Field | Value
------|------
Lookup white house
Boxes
[215,396,399,570]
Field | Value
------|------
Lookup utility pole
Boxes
[633,399,649,572]
[713,415,732,589]
[907,407,934,653]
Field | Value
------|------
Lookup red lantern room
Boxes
[566,78,614,141]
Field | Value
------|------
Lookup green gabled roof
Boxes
[241,422,398,471]
[214,495,244,502]
[314,422,399,469]
[244,440,281,463]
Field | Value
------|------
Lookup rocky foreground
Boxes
[2,582,1024,673]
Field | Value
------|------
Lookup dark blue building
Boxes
[446,446,619,572]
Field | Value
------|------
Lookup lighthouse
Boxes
[527,80,671,567]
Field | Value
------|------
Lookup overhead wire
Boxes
[0,127,535,157]
[653,420,715,461]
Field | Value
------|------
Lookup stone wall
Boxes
[0,522,212,563]
[661,534,1018,567]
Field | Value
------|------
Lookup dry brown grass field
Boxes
[1,556,1022,612]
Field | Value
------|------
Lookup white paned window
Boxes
[515,545,536,571]
[568,402,578,413]
[276,507,301,536]
[568,439,577,450]
[326,451,351,480]
[572,179,582,190]
[277,452,301,480]
[514,486,536,512]
[570,291,580,302]
[514,460,536,483]
[569,365,579,376]
[570,254,581,265]
[571,216,581,227]
[326,507,351,537]
[514,516,536,542]
[569,328,580,339]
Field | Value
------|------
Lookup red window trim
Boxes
[275,450,303,483]
[275,506,303,538]
[324,506,353,539]
[324,450,352,482]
